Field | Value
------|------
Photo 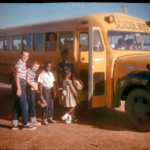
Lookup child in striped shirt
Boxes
[12,50,36,130]
[26,60,41,125]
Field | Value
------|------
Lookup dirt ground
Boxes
[0,82,150,150]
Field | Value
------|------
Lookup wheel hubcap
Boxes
[133,97,150,122]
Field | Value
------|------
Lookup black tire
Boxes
[125,88,150,132]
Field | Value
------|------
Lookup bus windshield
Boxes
[107,31,150,51]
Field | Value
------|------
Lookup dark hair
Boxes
[61,50,69,56]
[64,67,71,76]
[49,33,55,36]
[49,33,56,40]
[20,50,29,55]
[44,61,51,67]
[126,39,134,46]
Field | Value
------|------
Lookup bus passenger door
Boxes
[88,26,107,109]
[76,30,89,101]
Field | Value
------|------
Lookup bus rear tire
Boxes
[125,88,150,132]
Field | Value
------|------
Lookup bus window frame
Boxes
[0,37,4,51]
[4,36,12,52]
[59,31,74,52]
[33,33,44,52]
[13,35,22,51]
[22,34,32,51]
[79,32,89,52]
[45,32,58,52]
[107,30,150,51]
[93,30,104,52]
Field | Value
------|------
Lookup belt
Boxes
[43,87,52,90]
[20,78,26,80]
[63,89,70,91]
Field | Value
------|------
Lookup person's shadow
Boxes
[0,85,136,132]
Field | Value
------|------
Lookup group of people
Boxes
[11,49,84,130]
[115,38,135,50]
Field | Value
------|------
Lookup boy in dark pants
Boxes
[12,50,36,130]
[38,61,57,125]
[26,60,41,125]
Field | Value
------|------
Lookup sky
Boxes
[0,3,150,29]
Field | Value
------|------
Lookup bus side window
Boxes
[13,35,21,51]
[93,30,104,52]
[4,36,11,51]
[33,33,43,51]
[59,31,74,51]
[0,37,3,50]
[45,32,57,51]
[23,34,32,51]
[79,32,88,51]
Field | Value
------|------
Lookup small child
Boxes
[26,60,41,125]
[38,61,56,125]
[61,68,78,124]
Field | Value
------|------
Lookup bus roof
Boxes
[0,12,149,36]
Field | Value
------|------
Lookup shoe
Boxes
[65,115,72,124]
[65,119,71,124]
[48,119,55,123]
[72,118,78,122]
[11,125,19,130]
[42,121,48,125]
[71,110,78,122]
[30,121,41,125]
[22,125,36,130]
[61,113,69,121]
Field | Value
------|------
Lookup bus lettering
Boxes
[114,21,119,29]
[114,21,148,31]
[129,22,134,29]
[132,22,138,30]
[118,21,124,29]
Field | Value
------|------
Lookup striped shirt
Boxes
[13,59,27,79]
[26,69,37,82]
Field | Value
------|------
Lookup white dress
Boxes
[62,79,77,107]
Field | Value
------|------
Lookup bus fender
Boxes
[112,71,150,108]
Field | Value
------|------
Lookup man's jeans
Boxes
[27,88,37,122]
[12,78,29,126]
[42,88,54,122]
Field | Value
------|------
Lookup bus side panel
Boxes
[0,64,14,84]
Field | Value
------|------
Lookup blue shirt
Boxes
[56,61,74,80]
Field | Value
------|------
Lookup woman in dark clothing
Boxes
[56,50,84,123]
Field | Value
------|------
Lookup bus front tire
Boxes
[125,88,150,132]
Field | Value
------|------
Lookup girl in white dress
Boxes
[61,68,77,123]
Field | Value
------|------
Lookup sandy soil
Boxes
[0,82,150,150]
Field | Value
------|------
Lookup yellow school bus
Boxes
[0,12,150,132]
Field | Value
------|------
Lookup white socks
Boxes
[61,113,69,121]
[62,111,76,123]
[71,110,75,119]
